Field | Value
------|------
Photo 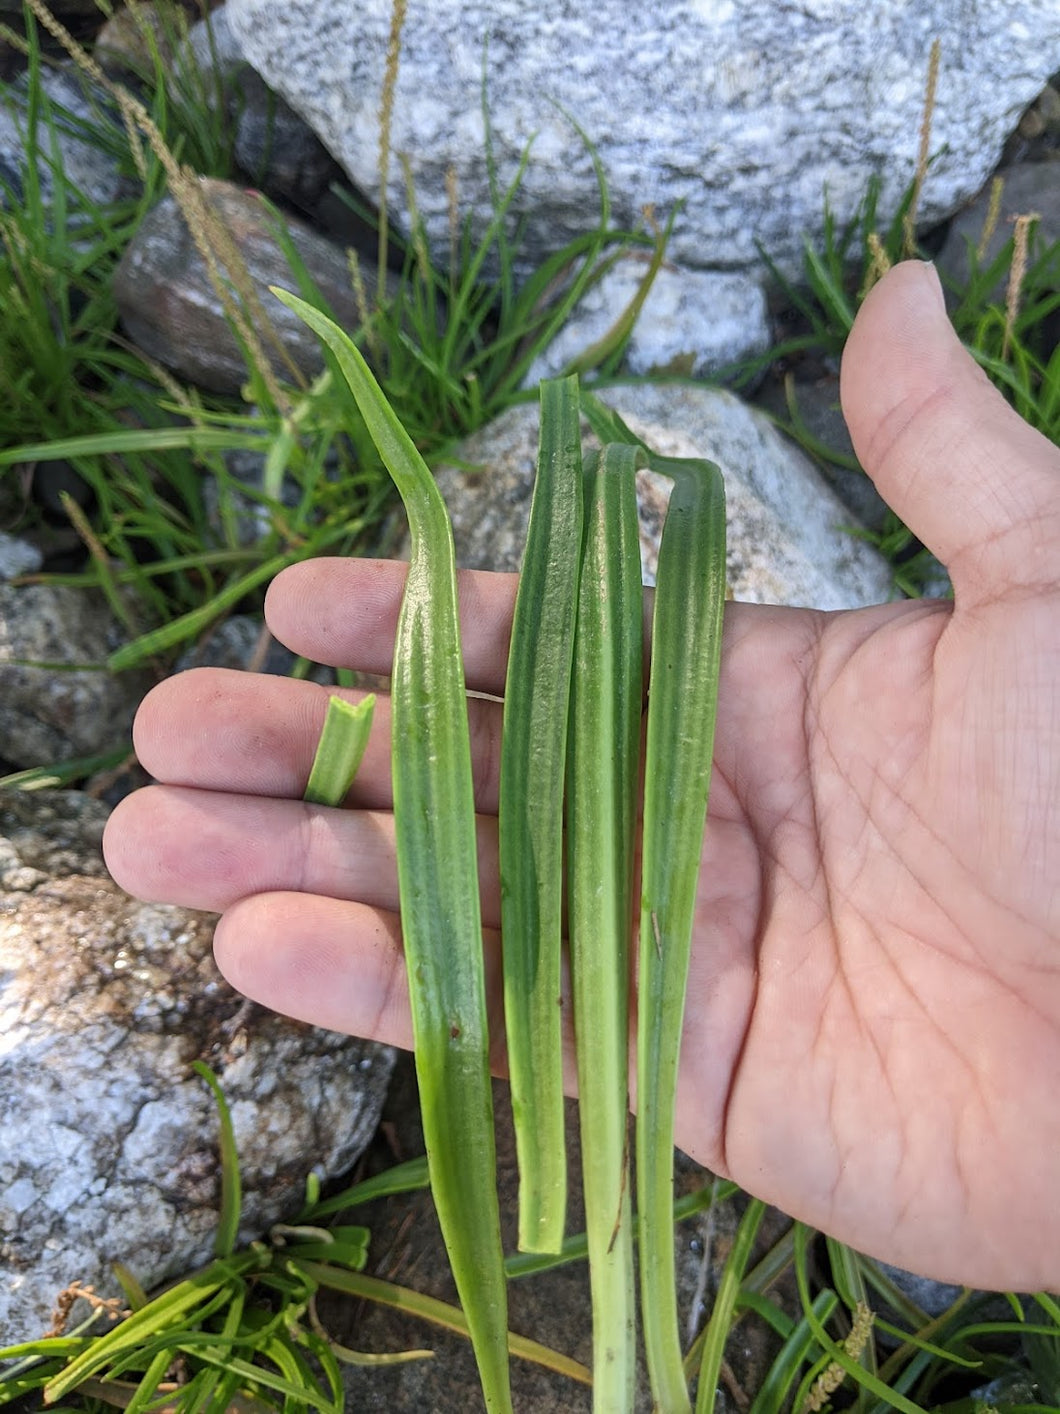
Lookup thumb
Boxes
[840,260,1060,602]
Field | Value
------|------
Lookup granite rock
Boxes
[0,583,151,767]
[0,530,42,582]
[184,7,345,211]
[224,0,1060,280]
[526,257,770,385]
[399,384,893,610]
[0,789,394,1346]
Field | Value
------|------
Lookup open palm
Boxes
[104,263,1060,1292]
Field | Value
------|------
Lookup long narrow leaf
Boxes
[695,1200,766,1414]
[637,457,726,1412]
[500,373,582,1254]
[191,1062,243,1259]
[567,444,643,1411]
[297,1263,591,1386]
[272,287,512,1413]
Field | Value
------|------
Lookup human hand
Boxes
[104,262,1060,1292]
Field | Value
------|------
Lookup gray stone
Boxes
[200,429,348,548]
[0,530,42,582]
[526,258,770,385]
[937,160,1060,295]
[401,384,892,610]
[173,614,263,673]
[113,177,395,396]
[0,789,394,1346]
[1002,78,1060,166]
[184,7,345,210]
[0,583,152,767]
[224,0,1060,282]
[0,64,127,217]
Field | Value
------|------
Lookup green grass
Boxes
[0,0,659,729]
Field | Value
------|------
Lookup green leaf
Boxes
[271,286,512,1413]
[192,1061,243,1259]
[637,455,726,1414]
[695,1200,766,1414]
[499,374,582,1254]
[566,444,643,1411]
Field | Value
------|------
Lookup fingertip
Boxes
[101,789,140,893]
[840,260,1060,596]
[840,261,955,456]
[212,892,413,1043]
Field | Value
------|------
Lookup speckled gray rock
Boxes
[0,64,127,217]
[0,789,394,1346]
[0,531,42,582]
[113,177,396,396]
[526,258,770,385]
[224,0,1060,281]
[0,584,151,767]
[402,384,892,610]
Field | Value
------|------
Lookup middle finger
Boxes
[105,782,502,924]
[132,667,505,813]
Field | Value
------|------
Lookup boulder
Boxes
[0,789,394,1346]
[113,176,395,396]
[224,0,1060,280]
[0,63,129,218]
[526,257,771,385]
[398,383,893,610]
[936,159,1060,295]
[0,531,42,583]
[0,583,151,768]
[183,7,346,212]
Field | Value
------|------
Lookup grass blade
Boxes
[191,1062,243,1259]
[499,373,583,1254]
[271,287,512,1413]
[695,1199,766,1414]
[637,458,726,1412]
[298,1263,590,1386]
[567,444,643,1411]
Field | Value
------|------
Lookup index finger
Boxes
[265,558,519,696]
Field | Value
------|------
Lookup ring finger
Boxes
[103,783,502,924]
